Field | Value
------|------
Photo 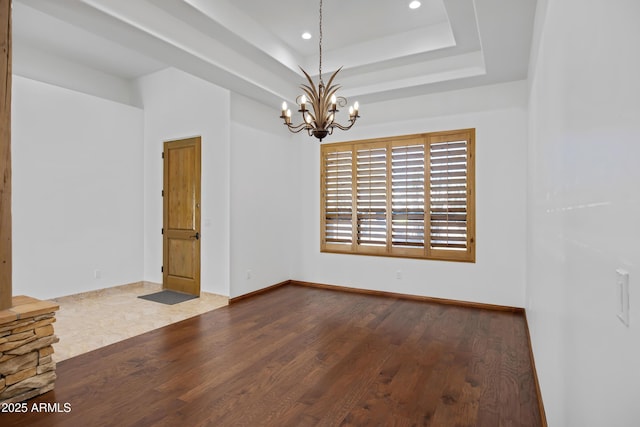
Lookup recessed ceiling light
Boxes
[301,32,312,40]
[409,1,421,9]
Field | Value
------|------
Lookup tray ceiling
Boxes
[13,0,537,106]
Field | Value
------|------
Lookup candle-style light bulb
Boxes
[354,101,359,114]
[349,106,354,119]
[330,94,337,109]
[282,102,287,112]
[305,114,312,124]
[300,94,307,112]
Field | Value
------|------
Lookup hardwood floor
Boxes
[2,285,542,426]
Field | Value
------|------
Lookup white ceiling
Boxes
[12,0,537,106]
[231,0,451,56]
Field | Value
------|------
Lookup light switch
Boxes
[616,269,630,327]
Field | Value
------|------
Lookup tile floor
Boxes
[50,282,228,361]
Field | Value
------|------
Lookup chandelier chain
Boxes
[319,0,323,84]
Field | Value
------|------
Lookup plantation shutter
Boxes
[356,146,387,247]
[391,144,425,249]
[323,149,353,246]
[428,136,470,254]
[320,129,474,262]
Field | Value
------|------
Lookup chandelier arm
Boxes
[329,119,358,131]
[335,96,348,108]
[284,122,312,133]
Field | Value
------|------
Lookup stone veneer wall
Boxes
[0,296,59,403]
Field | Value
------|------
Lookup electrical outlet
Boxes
[246,270,252,280]
[94,270,101,279]
[616,269,630,327]
[396,270,402,280]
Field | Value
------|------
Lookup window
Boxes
[321,129,475,262]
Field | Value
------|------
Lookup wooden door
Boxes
[163,137,201,295]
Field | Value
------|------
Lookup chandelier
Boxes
[279,0,359,141]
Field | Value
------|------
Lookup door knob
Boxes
[191,232,200,240]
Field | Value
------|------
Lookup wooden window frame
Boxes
[320,129,475,263]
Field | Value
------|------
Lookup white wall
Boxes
[526,1,640,425]
[12,75,144,299]
[293,81,529,307]
[229,94,298,298]
[137,68,231,296]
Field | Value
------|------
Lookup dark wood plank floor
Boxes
[2,285,542,426]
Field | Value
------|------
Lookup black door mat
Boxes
[138,290,199,305]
